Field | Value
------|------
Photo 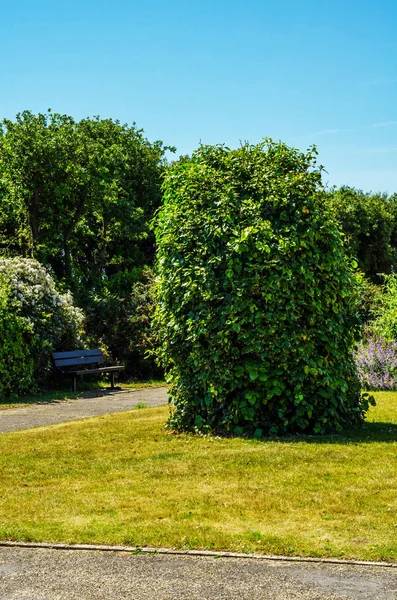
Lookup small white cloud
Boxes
[369,121,397,129]
[353,147,397,155]
[314,128,343,135]
[292,127,355,140]
[294,121,397,140]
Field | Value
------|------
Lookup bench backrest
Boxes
[52,349,104,370]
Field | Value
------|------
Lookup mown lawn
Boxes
[0,392,396,561]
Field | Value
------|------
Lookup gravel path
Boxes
[0,387,168,433]
[0,547,396,600]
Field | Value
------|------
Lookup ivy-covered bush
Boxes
[0,258,84,397]
[154,141,371,436]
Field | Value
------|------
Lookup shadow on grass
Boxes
[270,420,397,445]
[1,389,85,408]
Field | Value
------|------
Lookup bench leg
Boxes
[110,372,115,389]
[72,375,77,393]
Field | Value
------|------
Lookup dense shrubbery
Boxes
[0,111,172,383]
[355,274,382,325]
[0,258,84,397]
[1,109,397,395]
[87,270,161,380]
[369,274,397,341]
[154,141,371,436]
[324,187,397,284]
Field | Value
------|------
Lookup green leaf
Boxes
[194,415,204,429]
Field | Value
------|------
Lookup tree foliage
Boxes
[324,186,397,283]
[0,110,171,300]
[0,110,172,381]
[154,141,371,436]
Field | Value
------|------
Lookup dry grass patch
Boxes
[0,392,397,561]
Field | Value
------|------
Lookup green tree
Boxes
[0,110,172,298]
[324,186,397,283]
[154,141,371,436]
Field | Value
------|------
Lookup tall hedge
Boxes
[154,141,371,436]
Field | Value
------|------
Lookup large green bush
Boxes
[0,258,84,397]
[154,141,370,436]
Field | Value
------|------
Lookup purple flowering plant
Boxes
[354,331,397,391]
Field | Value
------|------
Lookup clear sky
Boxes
[1,0,396,193]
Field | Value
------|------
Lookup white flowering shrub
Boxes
[0,258,85,397]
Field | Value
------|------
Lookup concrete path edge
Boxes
[0,541,395,568]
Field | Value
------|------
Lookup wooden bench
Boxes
[52,349,125,392]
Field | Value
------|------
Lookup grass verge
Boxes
[0,392,396,561]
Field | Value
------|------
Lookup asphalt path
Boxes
[0,387,168,433]
[0,547,396,600]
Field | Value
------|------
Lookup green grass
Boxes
[0,392,397,561]
[0,380,166,410]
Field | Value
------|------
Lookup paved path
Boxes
[0,547,396,599]
[0,387,168,433]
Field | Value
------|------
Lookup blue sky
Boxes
[1,0,396,193]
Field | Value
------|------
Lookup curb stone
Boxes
[0,541,395,568]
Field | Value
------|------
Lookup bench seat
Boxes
[52,349,125,391]
[70,365,124,375]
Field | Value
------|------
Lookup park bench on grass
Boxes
[52,349,125,392]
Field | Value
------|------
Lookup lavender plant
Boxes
[354,333,397,391]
